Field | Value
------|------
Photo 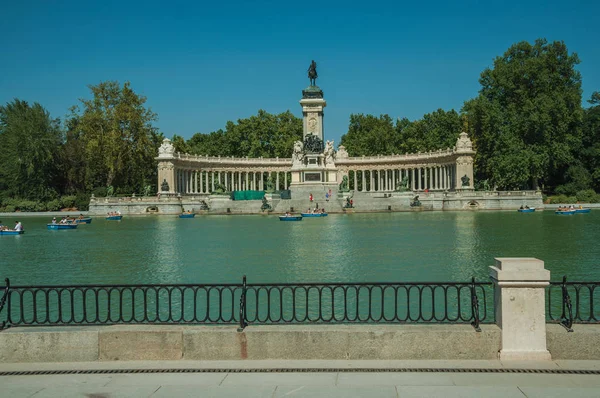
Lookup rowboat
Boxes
[279,215,302,221]
[75,217,92,224]
[300,213,328,217]
[47,223,78,230]
[106,215,123,221]
[575,208,591,214]
[555,210,575,215]
[179,213,195,218]
[0,230,24,235]
[517,208,535,213]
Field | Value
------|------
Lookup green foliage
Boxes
[0,100,63,200]
[340,109,462,156]
[581,92,600,191]
[463,39,583,190]
[46,199,62,211]
[60,195,77,209]
[575,189,599,203]
[183,110,302,158]
[65,81,160,193]
[74,193,91,211]
[548,194,577,204]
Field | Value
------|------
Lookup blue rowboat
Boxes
[47,223,78,230]
[0,230,24,235]
[279,215,302,221]
[555,210,575,215]
[106,215,123,221]
[517,208,535,213]
[75,217,92,224]
[301,213,328,217]
[575,208,591,214]
[179,213,195,218]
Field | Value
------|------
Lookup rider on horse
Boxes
[308,60,318,86]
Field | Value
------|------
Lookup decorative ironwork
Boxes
[0,278,9,330]
[547,278,599,330]
[238,276,247,332]
[0,279,493,330]
[470,277,481,332]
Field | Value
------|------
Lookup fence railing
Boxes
[0,277,493,331]
[547,276,599,332]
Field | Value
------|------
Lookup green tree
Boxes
[66,81,160,193]
[581,91,600,191]
[340,114,401,156]
[398,109,462,153]
[183,110,302,158]
[463,39,583,190]
[0,99,63,200]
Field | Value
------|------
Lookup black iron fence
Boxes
[0,277,493,331]
[547,276,600,332]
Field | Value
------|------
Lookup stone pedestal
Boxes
[490,258,551,361]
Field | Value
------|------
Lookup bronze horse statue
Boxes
[308,60,318,86]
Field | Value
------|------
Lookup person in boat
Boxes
[525,205,530,209]
[14,221,23,231]
[78,214,84,220]
[51,217,57,224]
[520,205,524,210]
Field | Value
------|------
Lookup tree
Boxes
[340,114,401,156]
[0,99,63,200]
[581,91,600,191]
[66,81,160,193]
[182,110,302,158]
[463,39,583,190]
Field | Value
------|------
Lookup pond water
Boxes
[1,211,598,285]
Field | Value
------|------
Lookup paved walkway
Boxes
[1,360,600,397]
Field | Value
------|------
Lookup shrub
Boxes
[60,195,77,209]
[16,200,38,212]
[548,195,577,204]
[576,189,599,203]
[46,199,62,211]
[2,205,16,212]
[92,187,107,198]
[74,193,90,211]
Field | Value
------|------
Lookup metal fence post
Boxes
[560,275,574,332]
[0,278,10,331]
[470,277,481,332]
[237,275,247,332]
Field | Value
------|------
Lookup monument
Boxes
[290,60,339,197]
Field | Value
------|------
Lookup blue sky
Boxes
[1,0,598,146]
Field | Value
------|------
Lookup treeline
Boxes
[341,39,600,199]
[0,82,163,211]
[1,39,599,212]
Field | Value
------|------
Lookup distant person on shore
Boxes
[309,193,313,202]
[14,221,23,231]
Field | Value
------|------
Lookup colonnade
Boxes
[344,165,456,192]
[174,169,290,194]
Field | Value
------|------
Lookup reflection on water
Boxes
[0,211,599,285]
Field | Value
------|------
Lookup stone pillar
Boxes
[276,172,280,191]
[490,258,551,361]
[411,169,415,191]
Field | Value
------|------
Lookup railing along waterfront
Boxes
[0,277,493,331]
[547,276,600,332]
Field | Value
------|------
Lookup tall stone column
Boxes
[455,132,475,189]
[490,258,551,361]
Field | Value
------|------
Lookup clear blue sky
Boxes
[1,0,598,146]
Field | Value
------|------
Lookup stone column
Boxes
[490,258,551,361]
[411,169,415,191]
[276,172,280,191]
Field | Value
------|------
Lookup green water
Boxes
[0,211,598,285]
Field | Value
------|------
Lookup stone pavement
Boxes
[1,360,600,397]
